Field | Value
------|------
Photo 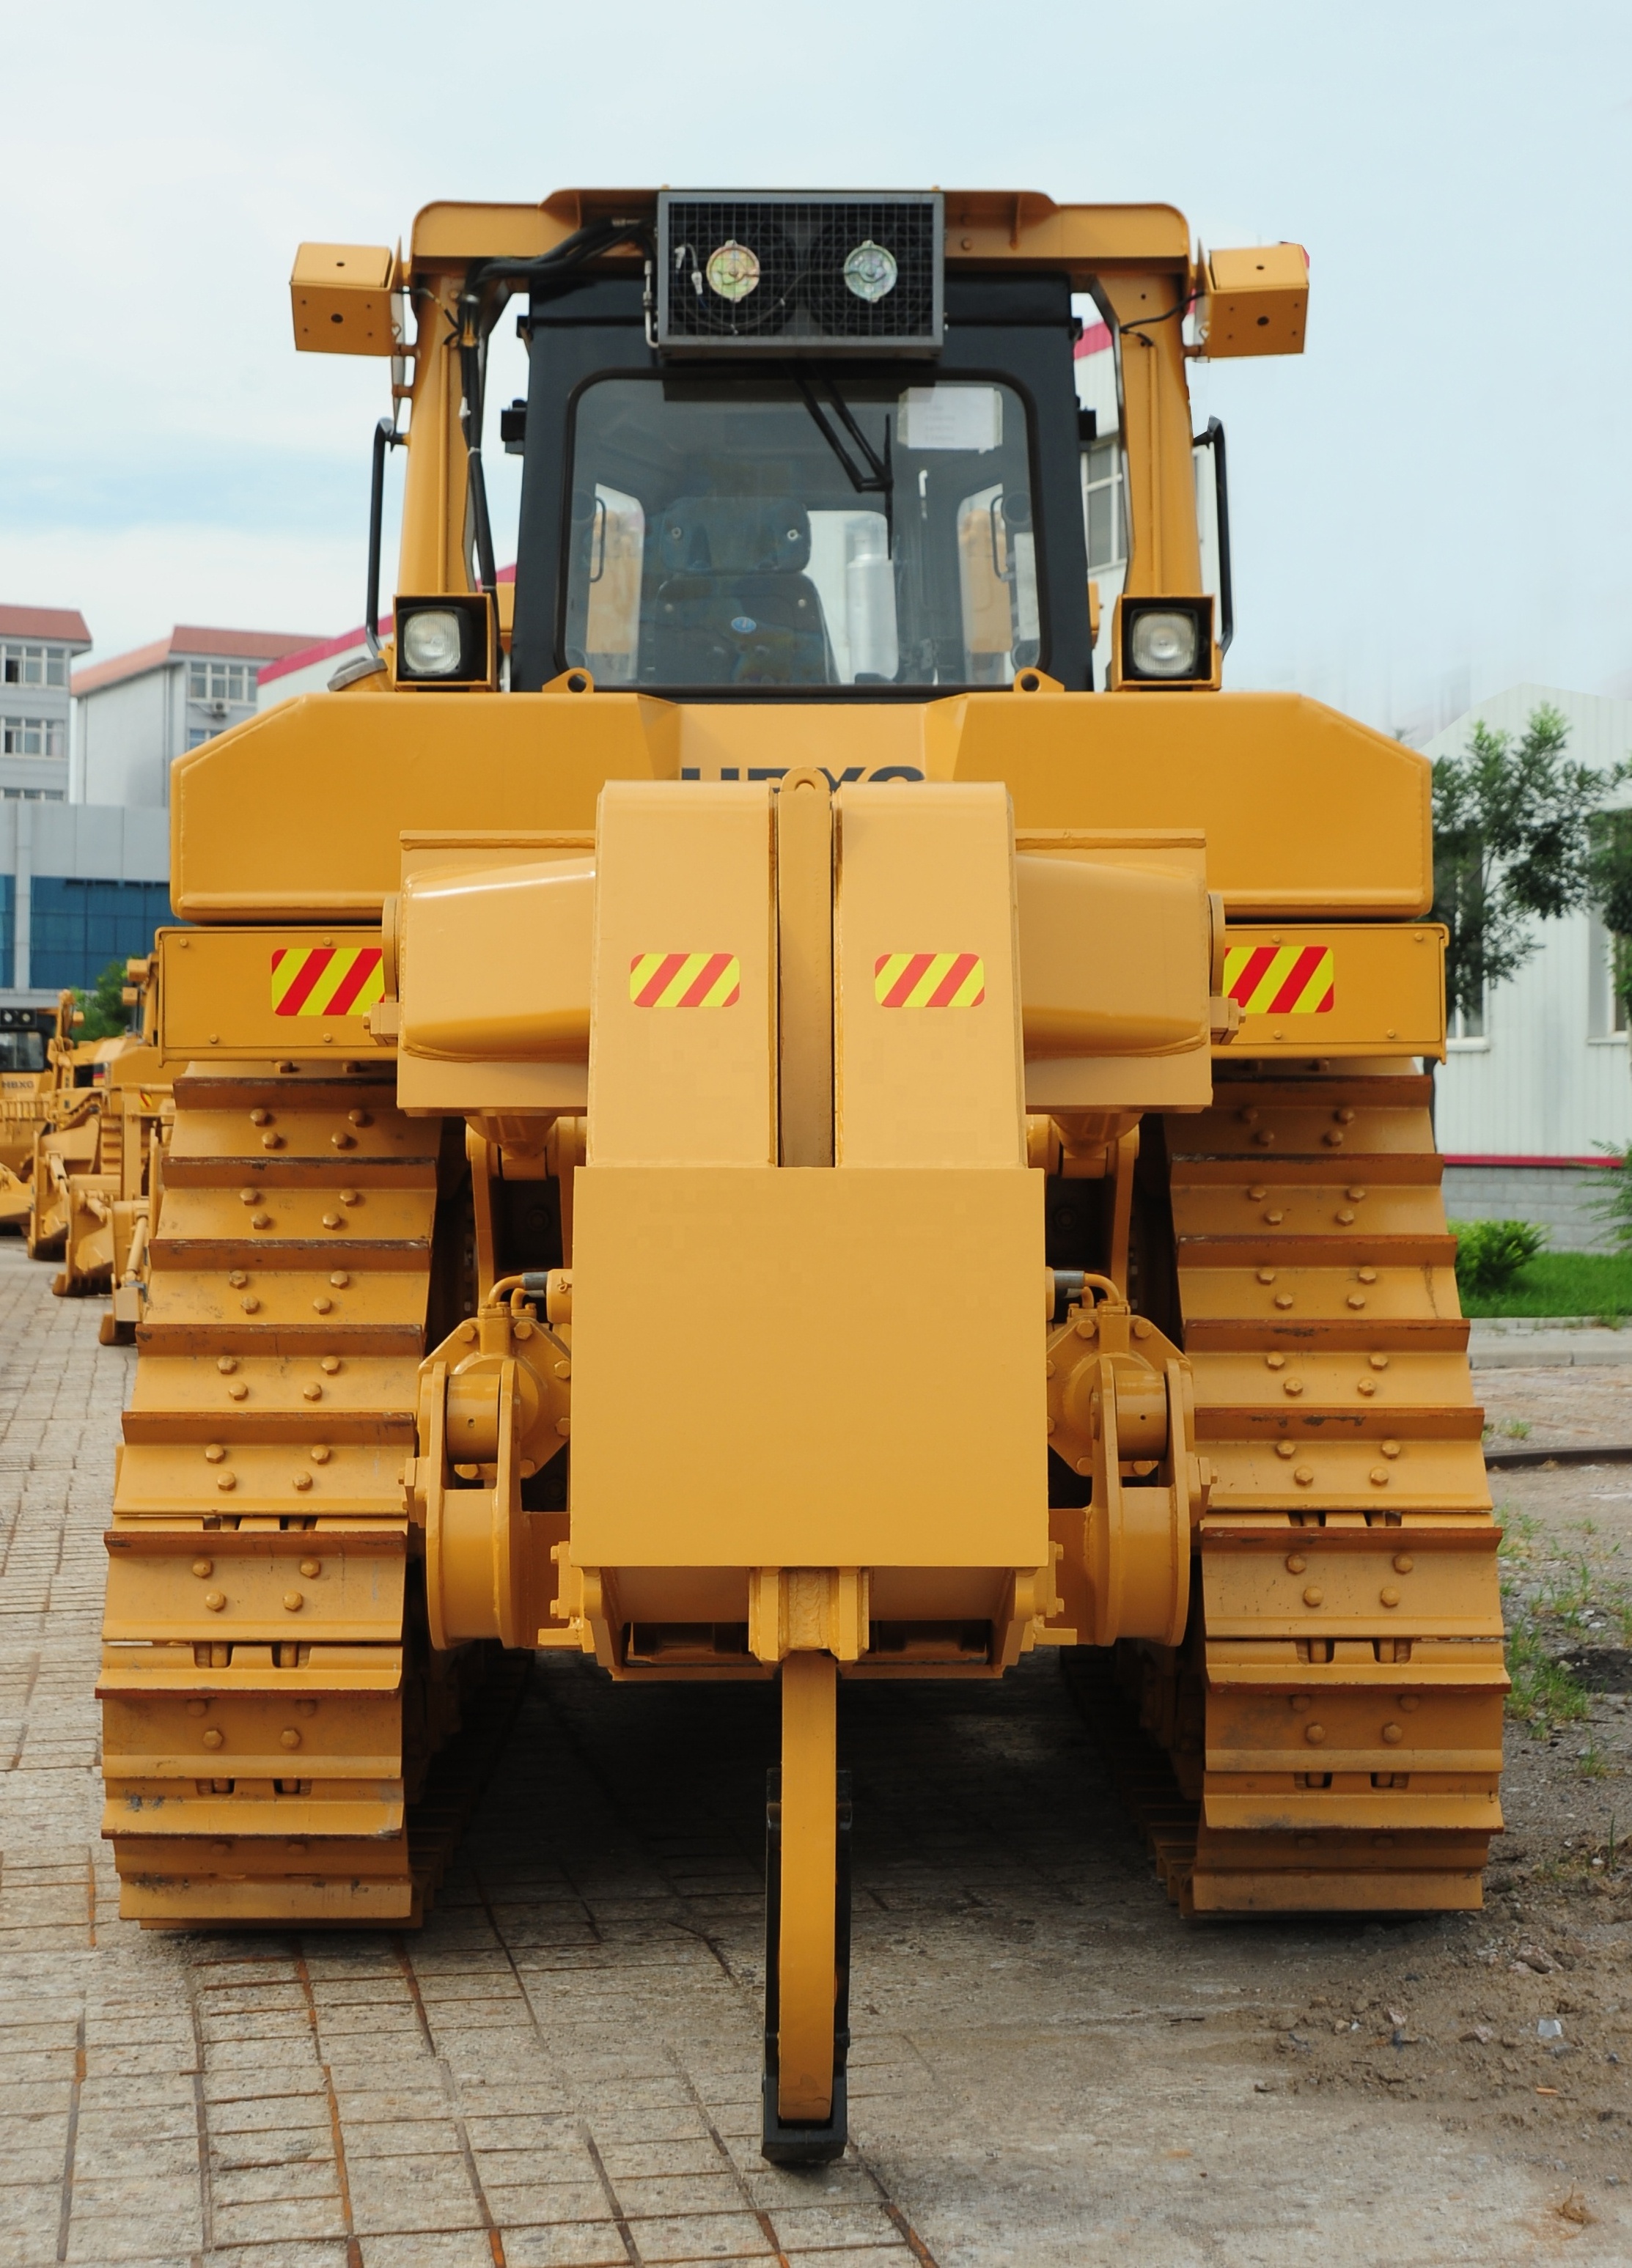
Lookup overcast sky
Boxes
[1,0,1627,735]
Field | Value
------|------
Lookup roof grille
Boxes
[655,192,943,354]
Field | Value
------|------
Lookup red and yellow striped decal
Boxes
[270,945,386,1019]
[1224,943,1334,1017]
[873,952,986,1009]
[628,952,741,1008]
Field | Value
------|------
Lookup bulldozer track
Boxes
[100,1061,485,1926]
[1100,1067,1507,1915]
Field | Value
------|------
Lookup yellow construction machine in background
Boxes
[97,189,1501,2165]
[0,994,85,1230]
[26,965,170,1323]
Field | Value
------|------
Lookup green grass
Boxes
[1460,1250,1632,1319]
[1506,1609,1592,1731]
[1498,1509,1543,1559]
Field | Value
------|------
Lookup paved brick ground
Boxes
[0,1242,936,2268]
[7,1236,1632,2267]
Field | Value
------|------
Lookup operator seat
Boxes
[644,496,834,685]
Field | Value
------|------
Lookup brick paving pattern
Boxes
[0,1241,940,2267]
[10,1236,1628,2266]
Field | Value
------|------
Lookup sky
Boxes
[1,0,1628,737]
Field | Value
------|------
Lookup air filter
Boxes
[655,191,943,354]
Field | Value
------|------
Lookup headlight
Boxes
[1128,609,1201,679]
[399,608,466,677]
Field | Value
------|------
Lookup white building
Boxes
[1430,684,1632,1248]
[1,603,91,803]
[74,625,317,807]
[0,603,171,1004]
[257,619,388,708]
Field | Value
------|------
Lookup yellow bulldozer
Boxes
[0,994,86,1229]
[29,962,169,1319]
[99,188,1502,2165]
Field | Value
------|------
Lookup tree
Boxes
[72,960,133,1043]
[1430,704,1618,1026]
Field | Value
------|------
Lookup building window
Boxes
[185,727,216,750]
[1589,913,1629,1039]
[1,717,66,757]
[29,877,175,994]
[1083,438,1126,572]
[1447,992,1486,1043]
[1,644,66,689]
[187,660,257,704]
[1,787,65,800]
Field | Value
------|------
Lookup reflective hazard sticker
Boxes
[270,945,386,1018]
[1224,943,1334,1016]
[873,952,986,1008]
[628,952,741,1008]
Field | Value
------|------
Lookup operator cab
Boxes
[0,1006,51,1075]
[506,198,1094,694]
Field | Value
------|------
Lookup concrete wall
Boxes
[80,666,175,808]
[1442,1162,1622,1252]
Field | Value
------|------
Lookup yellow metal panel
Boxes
[1199,245,1309,358]
[290,243,395,355]
[402,194,1195,276]
[834,783,1023,1167]
[1220,924,1446,1056]
[394,1056,587,1115]
[930,691,1433,917]
[588,783,776,1167]
[159,927,386,1061]
[1015,854,1208,1056]
[169,694,680,921]
[676,704,922,783]
[1026,1053,1211,1112]
[399,856,593,1060]
[569,1165,1047,1568]
[171,691,1430,924]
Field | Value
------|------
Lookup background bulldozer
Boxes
[0,995,85,1231]
[28,962,169,1323]
[98,188,1502,2165]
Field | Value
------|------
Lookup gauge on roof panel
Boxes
[843,240,898,303]
[705,240,762,301]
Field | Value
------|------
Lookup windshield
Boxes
[0,1033,43,1072]
[562,375,1040,689]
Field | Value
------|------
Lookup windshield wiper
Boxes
[793,372,894,552]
